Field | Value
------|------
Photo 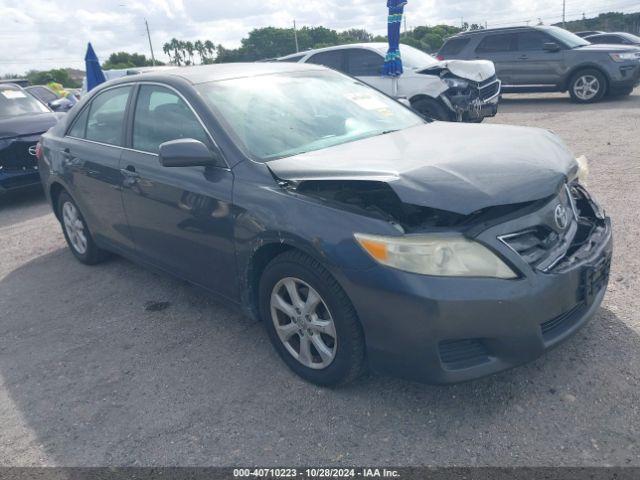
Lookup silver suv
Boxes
[438,25,640,103]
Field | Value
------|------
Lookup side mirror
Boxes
[397,97,412,107]
[159,138,223,168]
[543,42,561,52]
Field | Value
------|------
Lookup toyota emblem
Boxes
[554,204,569,230]
[28,145,38,156]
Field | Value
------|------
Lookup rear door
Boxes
[62,85,134,251]
[120,83,236,298]
[511,30,565,85]
[474,32,517,85]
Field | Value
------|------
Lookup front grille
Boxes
[0,138,38,171]
[479,80,500,101]
[439,338,491,370]
[540,303,585,342]
[499,184,608,273]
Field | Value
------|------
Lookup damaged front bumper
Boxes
[337,184,612,384]
[442,77,501,122]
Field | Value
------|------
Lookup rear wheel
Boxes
[57,191,109,265]
[411,97,453,121]
[569,69,606,103]
[259,250,366,386]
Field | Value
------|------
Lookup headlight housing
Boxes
[609,52,638,62]
[443,77,470,90]
[575,155,590,186]
[354,233,517,279]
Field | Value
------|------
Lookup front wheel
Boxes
[569,69,607,103]
[259,250,366,386]
[411,97,453,121]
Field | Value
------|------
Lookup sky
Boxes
[1,0,638,75]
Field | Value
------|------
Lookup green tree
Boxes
[25,68,81,88]
[102,51,163,70]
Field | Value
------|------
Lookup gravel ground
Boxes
[0,90,639,467]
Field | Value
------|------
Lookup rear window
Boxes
[476,33,514,53]
[439,37,471,56]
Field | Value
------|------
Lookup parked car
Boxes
[0,83,62,195]
[438,26,640,102]
[584,32,640,46]
[574,30,604,38]
[276,43,501,122]
[38,64,612,386]
[25,85,76,112]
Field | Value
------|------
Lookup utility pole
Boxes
[144,18,156,66]
[293,20,300,53]
[562,0,566,28]
[404,15,408,36]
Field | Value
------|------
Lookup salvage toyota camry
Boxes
[37,63,612,386]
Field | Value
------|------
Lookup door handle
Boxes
[518,55,528,60]
[61,147,78,165]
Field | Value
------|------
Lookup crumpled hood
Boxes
[0,112,61,140]
[268,122,578,215]
[419,59,496,82]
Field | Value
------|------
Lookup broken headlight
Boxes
[443,77,470,90]
[354,233,517,279]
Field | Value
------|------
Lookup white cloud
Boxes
[0,0,629,75]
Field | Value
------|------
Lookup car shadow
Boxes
[0,188,49,226]
[1,249,639,465]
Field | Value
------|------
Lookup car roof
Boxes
[105,62,328,86]
[278,43,389,60]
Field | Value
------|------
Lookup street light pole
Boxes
[562,0,566,28]
[145,18,157,66]
[293,20,300,53]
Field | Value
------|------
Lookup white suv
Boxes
[277,43,501,122]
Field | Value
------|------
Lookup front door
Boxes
[511,31,565,86]
[474,32,518,85]
[120,84,236,299]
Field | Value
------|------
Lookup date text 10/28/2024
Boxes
[233,468,400,478]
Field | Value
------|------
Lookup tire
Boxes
[569,69,607,103]
[259,250,366,386]
[411,97,453,121]
[57,191,109,265]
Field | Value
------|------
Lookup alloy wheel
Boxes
[573,75,601,101]
[62,201,88,255]
[270,277,337,370]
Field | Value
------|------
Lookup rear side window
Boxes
[476,33,515,53]
[132,85,210,154]
[85,86,132,146]
[344,49,383,76]
[68,106,89,138]
[439,37,471,56]
[307,50,345,71]
[515,31,552,51]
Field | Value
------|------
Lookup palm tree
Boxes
[204,40,216,62]
[194,40,204,64]
[185,41,195,66]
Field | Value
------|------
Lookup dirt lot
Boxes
[1,90,639,467]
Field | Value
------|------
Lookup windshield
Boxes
[543,26,590,48]
[0,87,50,117]
[399,44,439,68]
[197,70,424,161]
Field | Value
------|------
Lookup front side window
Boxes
[345,49,383,76]
[132,85,210,154]
[476,34,514,53]
[85,86,132,146]
[516,31,552,51]
[307,51,345,71]
[590,35,623,44]
[197,70,424,161]
[68,106,90,138]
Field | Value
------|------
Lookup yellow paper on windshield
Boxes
[344,93,392,115]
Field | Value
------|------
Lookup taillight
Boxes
[436,55,444,61]
[35,141,42,161]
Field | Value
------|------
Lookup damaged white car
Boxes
[277,43,501,122]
